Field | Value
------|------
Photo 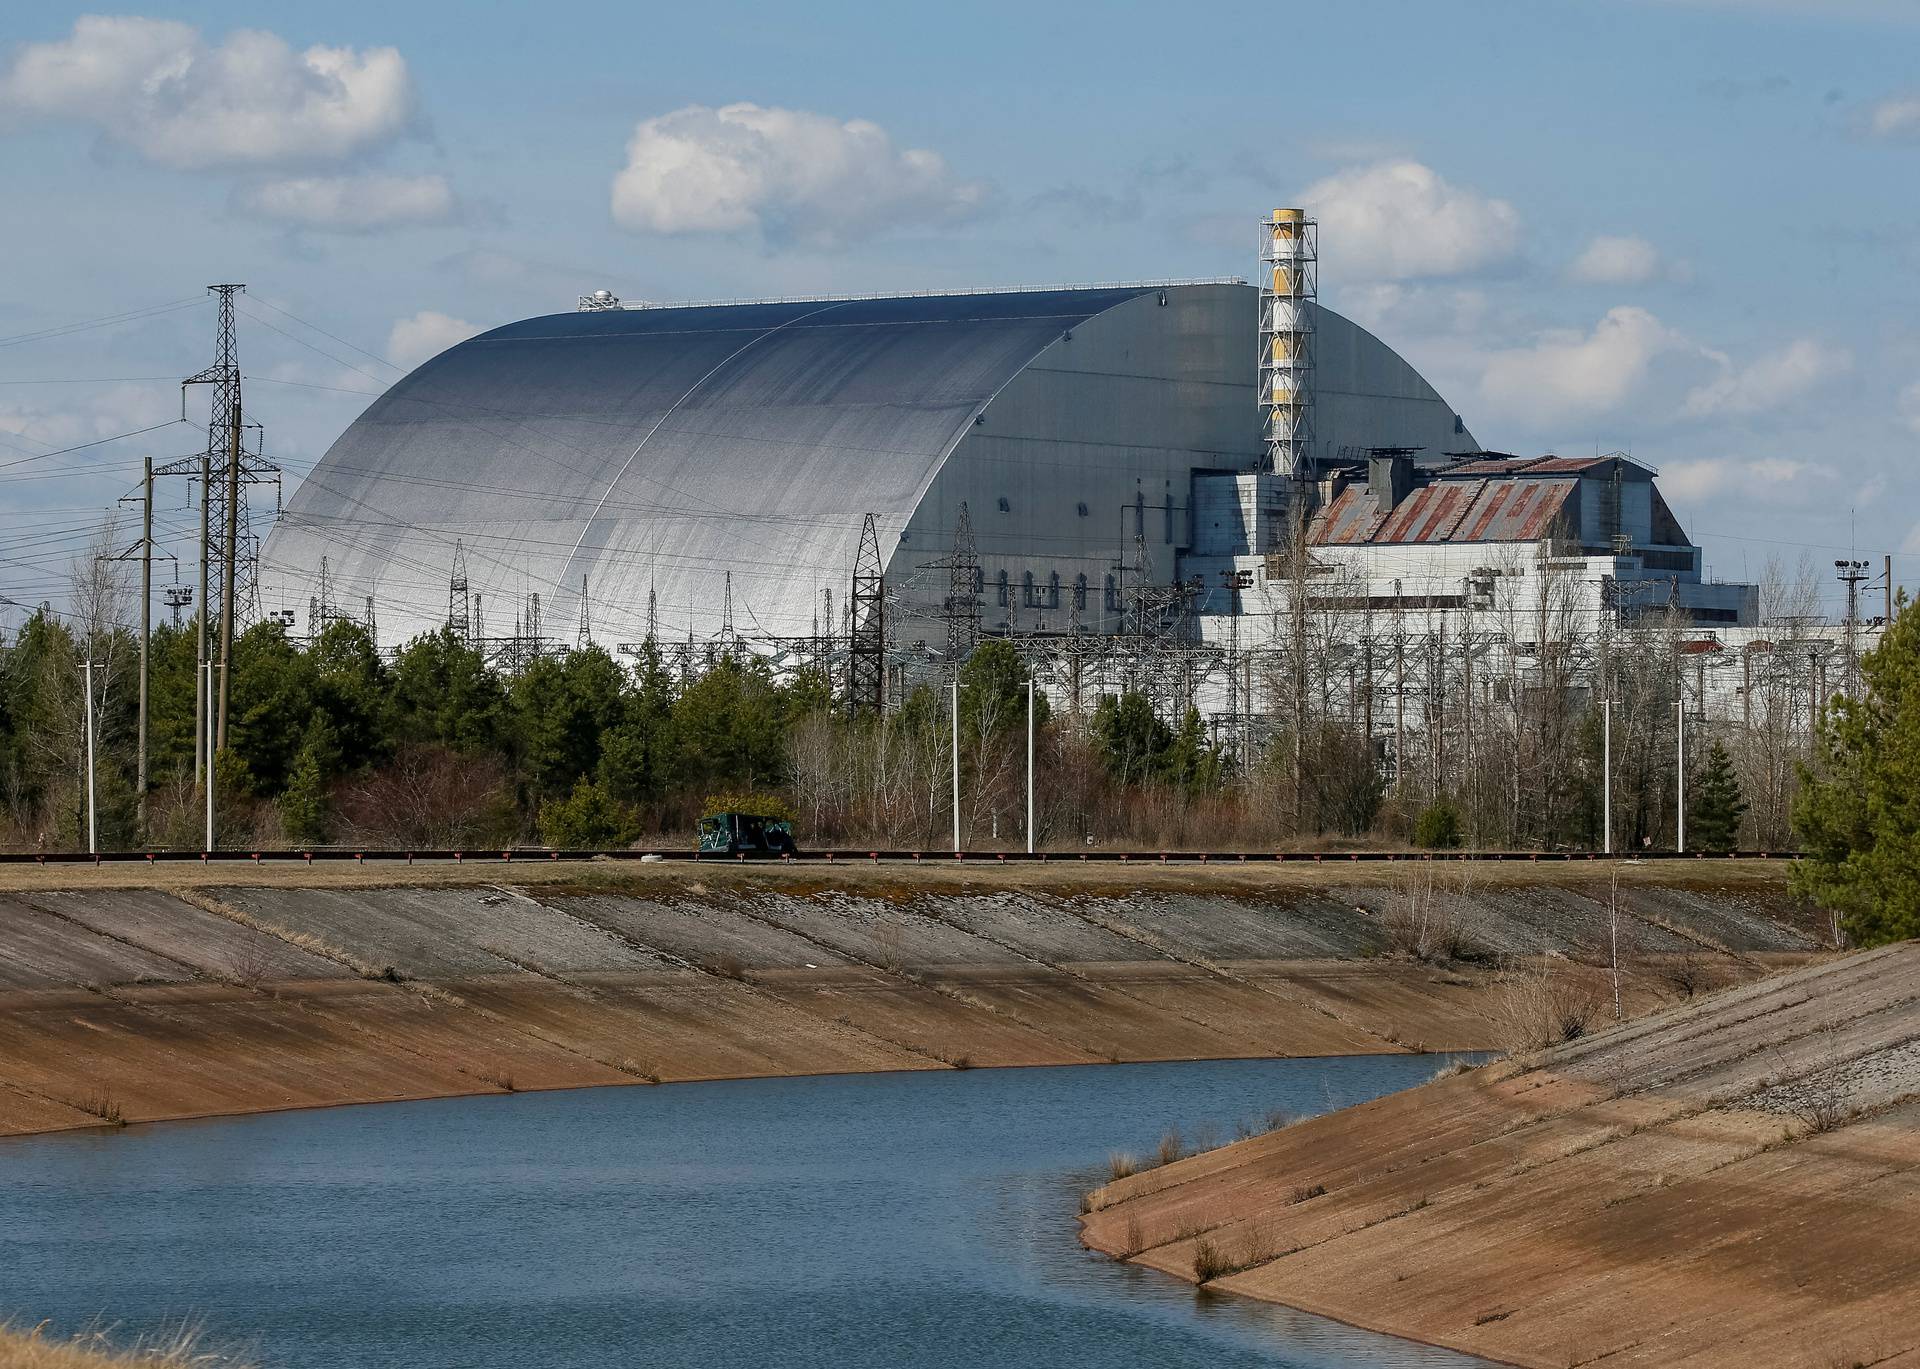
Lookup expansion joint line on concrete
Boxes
[717,897,1109,1064]
[1056,901,1412,1054]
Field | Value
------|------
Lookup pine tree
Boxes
[280,741,330,847]
[1687,741,1746,853]
[1792,591,1920,946]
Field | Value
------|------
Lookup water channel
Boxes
[1,1057,1491,1367]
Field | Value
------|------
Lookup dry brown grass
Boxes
[0,1322,252,1368]
[1489,959,1604,1055]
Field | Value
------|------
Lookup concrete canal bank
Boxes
[0,860,1817,1137]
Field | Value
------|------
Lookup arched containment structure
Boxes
[260,284,1474,653]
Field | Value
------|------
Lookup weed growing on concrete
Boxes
[1154,1127,1187,1167]
[220,937,277,991]
[75,1091,125,1127]
[1107,1151,1140,1182]
[1291,1183,1326,1204]
[1191,1237,1231,1282]
[1490,958,1603,1054]
[1430,1056,1478,1081]
[616,1057,662,1084]
[472,1064,516,1092]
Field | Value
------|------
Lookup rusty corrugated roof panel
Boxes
[1306,486,1386,545]
[1308,477,1576,545]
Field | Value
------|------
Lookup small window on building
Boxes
[1076,501,1089,518]
[1073,574,1088,611]
[1047,571,1061,608]
[1454,414,1465,434]
[1021,570,1036,607]
[972,566,985,595]
[997,496,1010,513]
[1104,574,1119,612]
[996,569,1010,607]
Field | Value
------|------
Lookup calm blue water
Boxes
[0,1058,1488,1368]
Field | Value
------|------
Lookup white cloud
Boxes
[237,173,456,231]
[1567,234,1670,285]
[1681,337,1851,418]
[387,311,481,371]
[610,102,993,243]
[0,16,414,169]
[1658,456,1824,504]
[1898,379,1920,435]
[1296,160,1521,281]
[1479,306,1683,426]
[1865,93,1920,140]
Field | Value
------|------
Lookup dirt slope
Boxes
[0,861,1819,1138]
[1080,941,1920,1369]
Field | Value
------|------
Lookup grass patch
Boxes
[0,1321,252,1367]
[1154,1126,1187,1167]
[1291,1182,1327,1204]
[1107,1151,1140,1182]
[73,1091,125,1127]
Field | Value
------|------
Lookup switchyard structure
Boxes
[258,211,1878,775]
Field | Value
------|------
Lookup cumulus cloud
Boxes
[0,16,414,169]
[1681,337,1851,418]
[1658,456,1825,504]
[1898,379,1920,435]
[387,311,481,371]
[610,102,993,243]
[1864,92,1920,139]
[237,173,456,231]
[1567,234,1671,285]
[1479,307,1683,426]
[1297,160,1521,281]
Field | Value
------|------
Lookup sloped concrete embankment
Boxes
[0,864,1818,1138]
[1079,941,1920,1369]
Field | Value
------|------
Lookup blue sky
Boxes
[1,0,1916,618]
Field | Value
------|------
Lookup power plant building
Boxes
[261,213,1790,737]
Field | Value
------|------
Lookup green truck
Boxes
[697,811,798,858]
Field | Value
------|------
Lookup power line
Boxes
[0,419,188,474]
[0,296,207,351]
[243,295,404,374]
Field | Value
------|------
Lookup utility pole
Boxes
[109,458,162,842]
[139,459,150,840]
[83,659,97,855]
[1886,554,1895,626]
[950,680,962,853]
[204,661,218,851]
[1602,698,1612,855]
[1675,700,1686,853]
[1026,677,1036,854]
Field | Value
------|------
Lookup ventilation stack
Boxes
[1260,208,1317,477]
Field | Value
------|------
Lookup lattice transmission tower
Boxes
[849,513,886,714]
[156,284,279,753]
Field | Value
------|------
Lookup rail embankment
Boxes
[1079,938,1920,1369]
[0,859,1820,1138]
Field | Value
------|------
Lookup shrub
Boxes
[1414,798,1464,849]
[539,777,641,849]
[1192,1237,1232,1282]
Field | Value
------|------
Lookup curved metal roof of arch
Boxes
[262,287,1164,644]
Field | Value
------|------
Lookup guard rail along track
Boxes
[0,848,1799,865]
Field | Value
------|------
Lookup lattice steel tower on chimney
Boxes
[1259,209,1317,477]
